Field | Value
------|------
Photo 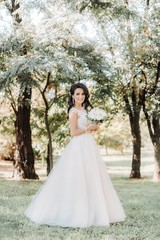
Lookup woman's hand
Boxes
[87,124,100,132]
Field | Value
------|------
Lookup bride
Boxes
[25,83,126,228]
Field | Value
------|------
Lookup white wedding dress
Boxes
[25,107,126,228]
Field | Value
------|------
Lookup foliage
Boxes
[0,0,160,178]
[96,114,131,153]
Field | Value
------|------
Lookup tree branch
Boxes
[42,72,51,94]
[132,88,137,109]
[10,0,22,23]
[40,72,51,111]
[123,92,133,122]
[142,100,154,141]
[152,116,160,138]
[90,0,112,8]
[138,70,147,107]
[6,87,17,115]
[153,61,160,93]
[79,0,112,12]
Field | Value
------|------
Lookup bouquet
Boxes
[87,107,106,124]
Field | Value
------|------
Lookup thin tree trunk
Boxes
[44,108,53,175]
[41,72,53,175]
[129,113,141,178]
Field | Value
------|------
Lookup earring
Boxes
[72,98,75,105]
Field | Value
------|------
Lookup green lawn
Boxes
[0,150,160,240]
[0,178,160,240]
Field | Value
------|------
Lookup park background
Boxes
[0,0,160,239]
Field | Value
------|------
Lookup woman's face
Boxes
[72,88,85,106]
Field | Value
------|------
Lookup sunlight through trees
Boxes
[0,0,159,180]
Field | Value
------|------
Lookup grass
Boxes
[0,149,160,240]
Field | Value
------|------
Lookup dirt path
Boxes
[0,159,47,180]
[0,160,14,179]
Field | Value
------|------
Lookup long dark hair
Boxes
[68,83,93,113]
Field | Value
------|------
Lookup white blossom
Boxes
[87,107,106,124]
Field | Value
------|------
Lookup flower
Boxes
[87,107,106,124]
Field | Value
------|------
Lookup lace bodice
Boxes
[69,107,88,130]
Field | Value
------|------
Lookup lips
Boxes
[77,98,84,101]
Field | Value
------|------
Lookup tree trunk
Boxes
[44,109,53,175]
[143,100,160,181]
[153,142,160,181]
[129,113,141,178]
[8,0,38,179]
[14,74,38,179]
[41,72,53,175]
[123,91,141,179]
[46,142,53,175]
[152,111,160,181]
[149,117,160,181]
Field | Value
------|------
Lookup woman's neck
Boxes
[74,104,83,110]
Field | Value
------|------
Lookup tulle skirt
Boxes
[25,133,126,228]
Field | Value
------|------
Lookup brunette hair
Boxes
[68,83,93,113]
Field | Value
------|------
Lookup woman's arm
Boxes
[69,112,86,137]
[69,112,99,137]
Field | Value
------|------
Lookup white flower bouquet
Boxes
[87,107,106,124]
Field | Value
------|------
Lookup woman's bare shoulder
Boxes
[69,108,78,118]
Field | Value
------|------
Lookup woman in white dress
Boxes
[25,83,126,228]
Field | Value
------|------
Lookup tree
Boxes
[133,2,160,181]
[0,0,38,179]
[77,0,159,179]
[36,72,68,175]
[78,0,143,178]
